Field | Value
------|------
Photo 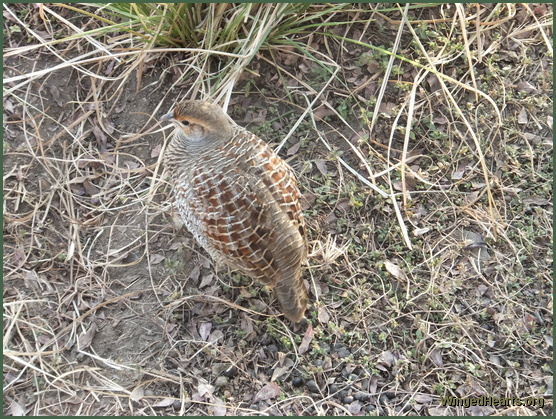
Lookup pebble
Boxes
[266,344,278,354]
[365,405,377,413]
[222,366,238,378]
[343,395,354,404]
[214,376,228,388]
[379,394,390,404]
[354,391,369,402]
[306,380,320,393]
[292,377,304,387]
[337,347,351,358]
[259,400,269,409]
[332,343,343,352]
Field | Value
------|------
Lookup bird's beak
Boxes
[161,112,174,121]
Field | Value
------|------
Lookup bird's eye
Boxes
[180,120,190,126]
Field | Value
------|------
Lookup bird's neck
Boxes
[167,129,233,161]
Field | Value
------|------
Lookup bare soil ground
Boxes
[3,3,553,416]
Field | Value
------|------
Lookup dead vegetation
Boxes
[3,3,553,416]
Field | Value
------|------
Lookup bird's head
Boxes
[161,100,233,146]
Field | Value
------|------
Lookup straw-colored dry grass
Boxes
[3,3,553,416]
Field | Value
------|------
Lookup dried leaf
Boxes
[4,98,15,115]
[451,160,469,180]
[413,394,433,404]
[199,322,212,341]
[271,357,294,382]
[369,376,378,394]
[149,254,165,264]
[298,63,310,73]
[534,5,547,15]
[115,101,126,113]
[104,60,115,76]
[271,365,288,382]
[211,397,227,416]
[516,81,538,94]
[348,400,362,415]
[240,315,254,336]
[523,132,542,145]
[77,323,98,350]
[517,107,528,124]
[427,74,441,92]
[522,195,550,206]
[34,29,53,40]
[323,213,337,227]
[432,114,448,125]
[313,107,336,120]
[153,398,175,407]
[301,192,316,207]
[189,265,201,281]
[92,125,107,150]
[314,159,328,176]
[413,227,430,236]
[197,382,215,398]
[151,144,162,158]
[63,396,84,404]
[67,175,99,184]
[454,229,490,273]
[124,160,140,170]
[378,102,396,116]
[101,152,115,164]
[384,260,406,281]
[287,141,301,156]
[318,306,330,323]
[201,257,211,269]
[457,230,484,247]
[199,274,214,288]
[102,117,115,134]
[130,386,144,402]
[428,407,450,415]
[208,329,224,343]
[522,313,537,331]
[253,382,281,403]
[49,85,63,106]
[9,400,26,416]
[429,348,444,367]
[9,248,25,268]
[82,179,99,197]
[377,350,396,368]
[298,324,314,355]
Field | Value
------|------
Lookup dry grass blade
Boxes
[455,3,479,101]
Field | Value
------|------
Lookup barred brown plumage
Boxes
[162,100,308,322]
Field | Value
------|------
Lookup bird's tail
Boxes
[273,270,308,323]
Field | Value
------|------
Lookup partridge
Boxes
[162,100,308,322]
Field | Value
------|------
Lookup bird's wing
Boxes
[188,160,280,286]
[187,133,305,287]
